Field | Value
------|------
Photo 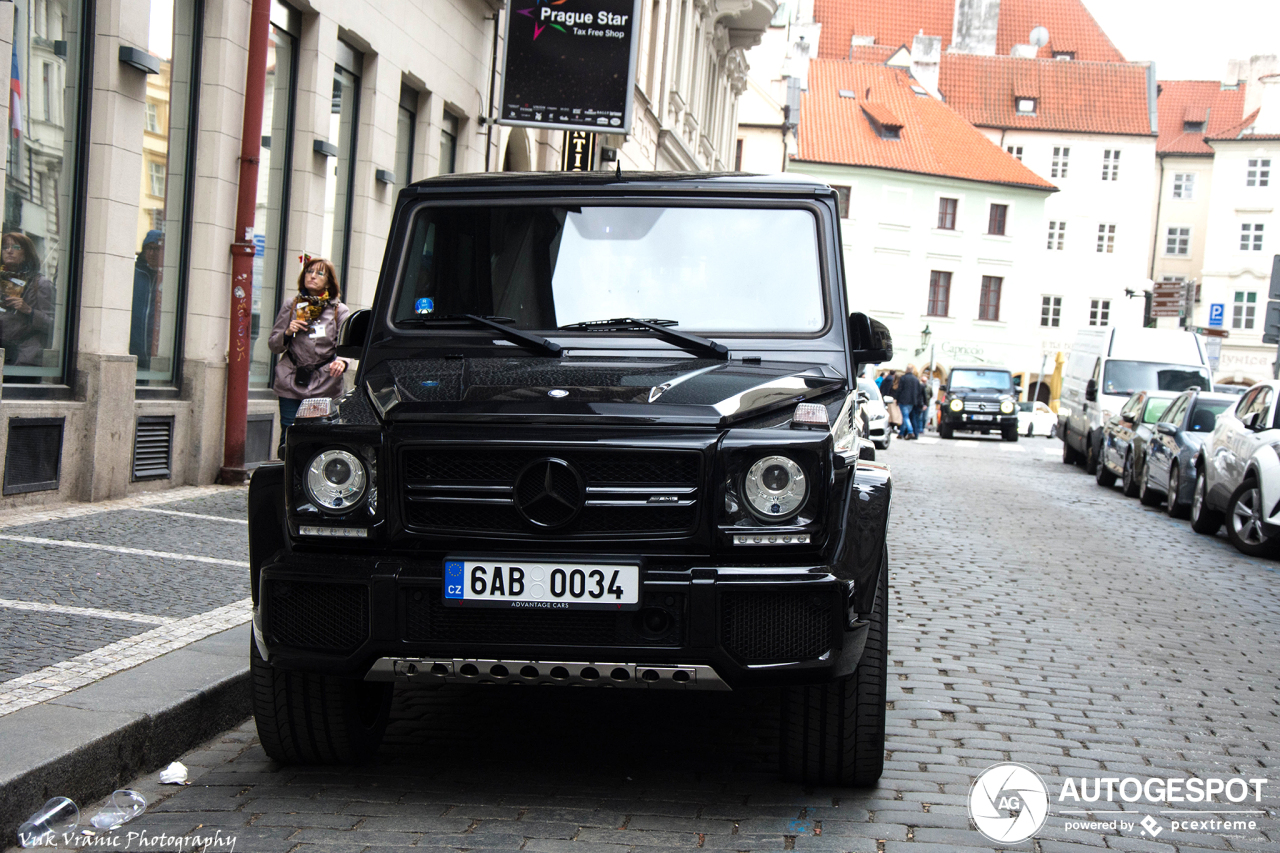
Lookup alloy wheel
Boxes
[1166,466,1180,516]
[1230,485,1267,546]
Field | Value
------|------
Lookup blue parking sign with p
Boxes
[1209,303,1224,327]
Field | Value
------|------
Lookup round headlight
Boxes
[306,449,367,513]
[743,455,808,521]
[1000,400,1015,414]
[949,398,964,412]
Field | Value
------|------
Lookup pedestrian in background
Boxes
[884,370,903,430]
[896,364,923,439]
[130,230,163,371]
[269,255,351,452]
[0,232,55,382]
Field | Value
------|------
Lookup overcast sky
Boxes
[1081,0,1279,81]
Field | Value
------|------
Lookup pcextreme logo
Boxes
[968,763,1051,843]
[516,0,632,40]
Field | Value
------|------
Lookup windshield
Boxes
[858,379,882,401]
[1102,361,1212,397]
[393,204,825,333]
[1142,399,1173,424]
[949,369,1014,392]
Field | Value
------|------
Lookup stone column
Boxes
[73,353,139,501]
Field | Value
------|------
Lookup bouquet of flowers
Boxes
[294,294,330,326]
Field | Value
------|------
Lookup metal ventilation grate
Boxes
[133,416,174,481]
[3,417,64,495]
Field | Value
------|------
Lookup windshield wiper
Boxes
[557,317,728,360]
[401,314,561,357]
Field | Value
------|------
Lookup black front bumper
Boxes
[252,552,870,690]
[942,410,1017,432]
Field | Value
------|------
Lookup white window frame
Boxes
[1047,220,1066,250]
[1240,223,1264,251]
[1232,291,1257,329]
[1051,146,1070,178]
[1096,223,1116,253]
[1246,159,1270,187]
[1172,172,1195,199]
[1089,298,1111,327]
[145,102,160,134]
[1006,145,1023,161]
[147,161,165,198]
[1101,149,1120,181]
[1165,226,1190,256]
[1040,295,1062,327]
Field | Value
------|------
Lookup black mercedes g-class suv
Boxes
[246,172,893,786]
[939,365,1020,441]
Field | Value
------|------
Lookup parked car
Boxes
[1018,400,1057,437]
[245,172,894,786]
[939,366,1020,441]
[1142,390,1239,517]
[1214,384,1249,396]
[1096,390,1178,496]
[1059,326,1212,473]
[858,378,892,450]
[1190,380,1280,556]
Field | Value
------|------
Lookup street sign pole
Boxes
[1267,256,1280,378]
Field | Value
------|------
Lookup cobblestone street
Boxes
[5,437,1280,852]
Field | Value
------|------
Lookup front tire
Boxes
[1138,457,1162,506]
[1095,451,1117,487]
[780,555,887,788]
[1085,434,1100,475]
[1190,467,1223,535]
[1226,479,1280,557]
[1122,452,1140,498]
[251,634,393,764]
[939,422,953,439]
[1166,464,1190,519]
[1061,429,1079,464]
[1002,425,1019,442]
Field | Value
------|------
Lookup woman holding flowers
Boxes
[268,255,351,442]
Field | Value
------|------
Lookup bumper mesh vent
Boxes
[267,580,369,652]
[402,587,683,647]
[720,588,834,662]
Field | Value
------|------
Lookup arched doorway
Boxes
[503,127,531,172]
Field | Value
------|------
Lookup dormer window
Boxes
[1016,98,1037,115]
[838,89,857,99]
[1183,120,1205,132]
[1052,51,1075,60]
[861,104,903,140]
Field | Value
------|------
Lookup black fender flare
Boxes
[832,460,891,616]
[247,462,288,609]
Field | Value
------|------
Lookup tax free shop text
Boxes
[1058,777,1267,803]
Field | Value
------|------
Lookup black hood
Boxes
[362,356,845,427]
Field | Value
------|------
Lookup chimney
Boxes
[911,34,942,98]
[1252,75,1280,134]
[950,0,1000,56]
[1242,54,1280,118]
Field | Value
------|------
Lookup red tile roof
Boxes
[1156,80,1248,153]
[938,53,1154,135]
[814,0,1125,63]
[1205,106,1280,143]
[795,59,1058,191]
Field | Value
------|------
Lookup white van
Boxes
[1060,327,1212,471]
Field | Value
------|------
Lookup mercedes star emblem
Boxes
[513,458,584,528]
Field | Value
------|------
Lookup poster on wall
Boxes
[498,0,641,134]
[561,131,596,171]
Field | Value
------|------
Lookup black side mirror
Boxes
[858,439,876,461]
[849,313,892,365]
[336,308,371,360]
[1241,411,1261,431]
[1156,422,1176,435]
[1085,379,1098,402]
[1121,412,1136,424]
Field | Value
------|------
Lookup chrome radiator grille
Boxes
[400,447,701,538]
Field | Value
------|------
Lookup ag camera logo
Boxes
[969,762,1050,843]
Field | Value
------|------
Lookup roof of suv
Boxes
[405,171,836,196]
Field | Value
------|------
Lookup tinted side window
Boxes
[1238,388,1261,418]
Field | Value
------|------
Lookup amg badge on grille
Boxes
[648,495,680,504]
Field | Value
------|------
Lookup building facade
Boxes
[0,0,773,510]
[788,61,1055,381]
[1194,74,1280,385]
